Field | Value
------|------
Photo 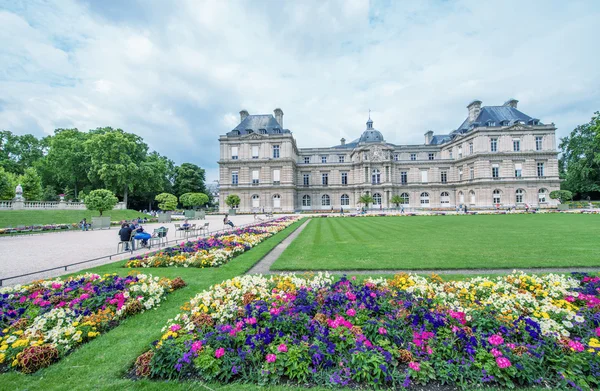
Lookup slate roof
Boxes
[226,114,289,136]
[452,106,541,136]
[430,135,452,145]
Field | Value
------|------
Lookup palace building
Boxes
[218,100,560,212]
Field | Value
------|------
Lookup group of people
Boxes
[118,220,154,251]
[79,218,91,231]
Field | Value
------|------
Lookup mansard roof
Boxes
[453,106,540,135]
[227,114,290,136]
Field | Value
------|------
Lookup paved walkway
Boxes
[246,219,312,275]
[0,214,284,286]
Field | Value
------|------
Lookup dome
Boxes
[358,117,384,143]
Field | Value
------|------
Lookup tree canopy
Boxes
[225,194,240,208]
[180,192,209,209]
[155,193,178,211]
[173,163,206,198]
[85,189,119,216]
[359,194,374,207]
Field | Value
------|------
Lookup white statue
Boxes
[15,184,24,201]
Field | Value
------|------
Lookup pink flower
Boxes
[346,308,356,317]
[170,324,181,332]
[596,328,600,337]
[496,357,511,369]
[215,347,225,358]
[191,341,203,353]
[370,292,377,298]
[266,353,277,363]
[277,343,288,353]
[568,340,585,352]
[378,327,387,335]
[565,296,575,303]
[245,317,257,325]
[488,334,504,346]
[51,283,62,290]
[408,361,420,372]
[345,292,357,301]
[491,348,502,357]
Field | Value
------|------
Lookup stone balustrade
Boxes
[0,200,127,211]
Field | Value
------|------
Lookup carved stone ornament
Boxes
[508,124,527,131]
[369,145,386,162]
[243,133,265,140]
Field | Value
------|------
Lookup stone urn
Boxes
[15,184,24,201]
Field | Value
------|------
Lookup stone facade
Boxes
[219,101,560,212]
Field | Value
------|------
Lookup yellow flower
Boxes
[11,339,29,348]
[14,330,24,336]
[87,331,100,338]
[0,353,5,363]
[589,338,600,348]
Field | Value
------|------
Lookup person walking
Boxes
[118,223,133,251]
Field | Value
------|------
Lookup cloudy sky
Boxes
[1,0,599,181]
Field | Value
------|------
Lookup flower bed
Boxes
[125,217,299,268]
[0,224,75,235]
[134,272,600,389]
[0,272,186,373]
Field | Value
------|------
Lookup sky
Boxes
[1,0,599,182]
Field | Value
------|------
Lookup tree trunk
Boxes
[123,184,128,208]
[74,183,78,200]
[149,200,152,211]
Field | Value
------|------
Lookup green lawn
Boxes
[271,214,600,271]
[0,209,148,228]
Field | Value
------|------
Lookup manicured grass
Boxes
[0,209,147,228]
[272,214,600,271]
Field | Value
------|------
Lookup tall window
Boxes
[458,147,462,158]
[441,171,447,184]
[440,192,450,204]
[252,194,260,208]
[421,170,428,183]
[410,153,416,161]
[341,194,350,206]
[400,171,407,184]
[458,191,464,204]
[341,172,348,185]
[321,156,327,163]
[535,136,543,151]
[491,165,499,178]
[272,194,281,208]
[231,146,239,160]
[338,155,345,163]
[515,163,522,178]
[516,189,524,203]
[303,173,310,186]
[272,169,280,185]
[231,171,238,185]
[394,153,399,161]
[322,173,328,186]
[400,193,410,205]
[252,170,259,185]
[373,193,382,205]
[304,156,310,164]
[449,150,453,159]
[272,145,280,158]
[459,168,463,181]
[252,145,259,159]
[469,190,475,204]
[469,167,474,179]
[372,169,381,184]
[538,188,547,203]
[490,138,497,152]
[302,195,311,207]
[321,194,330,206]
[537,162,544,177]
[513,139,520,152]
[420,192,430,205]
[469,142,473,154]
[493,189,501,205]
[428,153,434,160]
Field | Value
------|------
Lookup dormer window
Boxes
[500,120,510,126]
[245,129,253,133]
[486,120,495,126]
[513,120,523,125]
[259,129,267,134]
[273,128,281,134]
[232,130,241,135]
[528,119,539,125]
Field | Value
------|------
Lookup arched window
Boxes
[251,194,260,208]
[371,169,381,184]
[538,188,547,203]
[302,195,311,207]
[400,193,410,205]
[273,194,281,208]
[420,192,430,205]
[515,189,525,204]
[373,193,382,205]
[493,189,501,205]
[321,194,331,206]
[340,194,350,206]
[458,191,465,204]
[440,191,450,204]
[469,190,475,204]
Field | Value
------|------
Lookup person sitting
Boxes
[181,219,191,230]
[134,225,151,247]
[80,218,89,231]
[223,214,234,228]
[118,223,134,251]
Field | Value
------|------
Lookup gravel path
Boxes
[267,267,600,275]
[246,219,312,275]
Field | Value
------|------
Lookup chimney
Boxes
[239,110,249,122]
[467,100,482,122]
[340,138,346,146]
[274,108,283,128]
[503,98,518,108]
[424,130,433,145]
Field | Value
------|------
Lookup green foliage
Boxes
[179,192,209,209]
[549,190,573,203]
[359,193,374,207]
[0,130,46,175]
[84,189,118,216]
[19,167,43,200]
[42,185,59,201]
[225,194,240,208]
[559,111,600,196]
[155,192,178,211]
[390,195,403,207]
[173,163,206,198]
[0,169,19,199]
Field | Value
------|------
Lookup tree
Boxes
[19,167,43,200]
[173,163,206,198]
[225,194,240,209]
[42,185,59,201]
[550,190,573,204]
[136,152,174,210]
[84,189,118,216]
[0,168,19,199]
[359,194,374,208]
[84,127,148,207]
[180,192,209,209]
[390,195,403,208]
[559,112,600,197]
[0,131,45,175]
[155,193,178,211]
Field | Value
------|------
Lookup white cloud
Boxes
[1,0,599,182]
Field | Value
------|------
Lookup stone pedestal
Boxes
[12,200,24,210]
[58,200,67,209]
